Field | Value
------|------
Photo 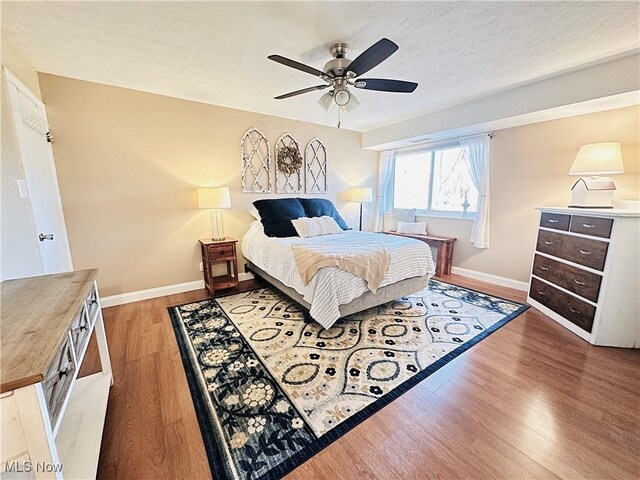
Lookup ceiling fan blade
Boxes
[268,55,326,77]
[354,78,418,93]
[274,84,329,100]
[346,38,399,77]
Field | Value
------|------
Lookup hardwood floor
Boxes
[81,274,640,479]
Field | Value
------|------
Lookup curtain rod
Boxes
[459,133,495,142]
[392,132,494,154]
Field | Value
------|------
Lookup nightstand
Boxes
[199,237,239,296]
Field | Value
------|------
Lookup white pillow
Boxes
[249,208,261,221]
[292,216,343,238]
[389,208,416,231]
[397,221,427,235]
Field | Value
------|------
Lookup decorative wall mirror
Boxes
[241,128,272,193]
[305,138,327,194]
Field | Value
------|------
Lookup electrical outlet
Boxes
[199,262,203,272]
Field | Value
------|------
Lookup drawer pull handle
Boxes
[539,265,549,271]
[536,290,545,296]
[544,241,554,245]
[579,249,591,255]
[219,250,225,255]
[582,223,595,229]
[548,219,559,224]
[573,279,586,286]
[569,307,580,314]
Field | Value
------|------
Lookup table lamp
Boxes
[198,187,231,240]
[569,143,624,209]
[350,186,372,231]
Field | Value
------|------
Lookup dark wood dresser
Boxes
[527,207,639,347]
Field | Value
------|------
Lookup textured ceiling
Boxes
[2,1,638,131]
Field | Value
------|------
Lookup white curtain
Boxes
[373,150,396,232]
[460,135,491,248]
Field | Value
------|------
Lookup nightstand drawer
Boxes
[540,212,570,231]
[532,254,602,303]
[530,278,595,332]
[569,215,613,238]
[207,245,235,260]
[536,230,608,271]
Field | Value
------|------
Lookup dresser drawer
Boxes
[532,254,602,303]
[207,245,235,260]
[529,278,595,332]
[569,215,613,239]
[536,230,608,271]
[70,305,92,359]
[42,334,76,428]
[540,212,570,231]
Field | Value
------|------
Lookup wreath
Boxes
[277,146,303,175]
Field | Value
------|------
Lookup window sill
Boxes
[416,212,476,221]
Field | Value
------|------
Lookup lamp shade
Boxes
[569,143,624,176]
[318,91,334,112]
[350,187,373,203]
[197,187,231,209]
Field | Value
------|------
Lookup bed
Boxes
[242,220,435,329]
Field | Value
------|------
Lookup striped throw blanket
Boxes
[292,241,391,293]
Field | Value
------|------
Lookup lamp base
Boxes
[210,209,225,241]
[569,176,616,209]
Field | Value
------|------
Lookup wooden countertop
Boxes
[1,269,98,393]
[383,231,457,242]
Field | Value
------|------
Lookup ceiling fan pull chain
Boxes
[337,108,341,129]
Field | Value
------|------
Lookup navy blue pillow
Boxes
[298,198,350,230]
[253,198,306,238]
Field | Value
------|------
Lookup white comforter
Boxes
[242,221,435,328]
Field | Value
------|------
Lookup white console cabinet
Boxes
[1,270,112,479]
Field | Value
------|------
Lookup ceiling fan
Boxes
[268,38,417,123]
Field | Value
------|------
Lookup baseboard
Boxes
[101,272,255,308]
[449,267,529,292]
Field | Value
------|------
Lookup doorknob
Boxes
[39,233,54,242]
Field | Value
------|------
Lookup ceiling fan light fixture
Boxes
[334,87,351,107]
[341,92,360,112]
[317,91,334,112]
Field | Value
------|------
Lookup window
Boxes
[393,145,478,218]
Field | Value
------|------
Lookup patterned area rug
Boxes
[168,280,528,480]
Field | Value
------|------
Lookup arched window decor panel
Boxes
[241,128,272,193]
[305,137,327,194]
[275,133,303,194]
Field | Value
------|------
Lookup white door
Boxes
[4,69,73,273]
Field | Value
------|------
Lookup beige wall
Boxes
[38,74,378,297]
[424,105,640,283]
[1,36,41,99]
[1,35,44,280]
[34,72,640,293]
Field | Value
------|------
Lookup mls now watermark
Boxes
[4,461,63,474]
